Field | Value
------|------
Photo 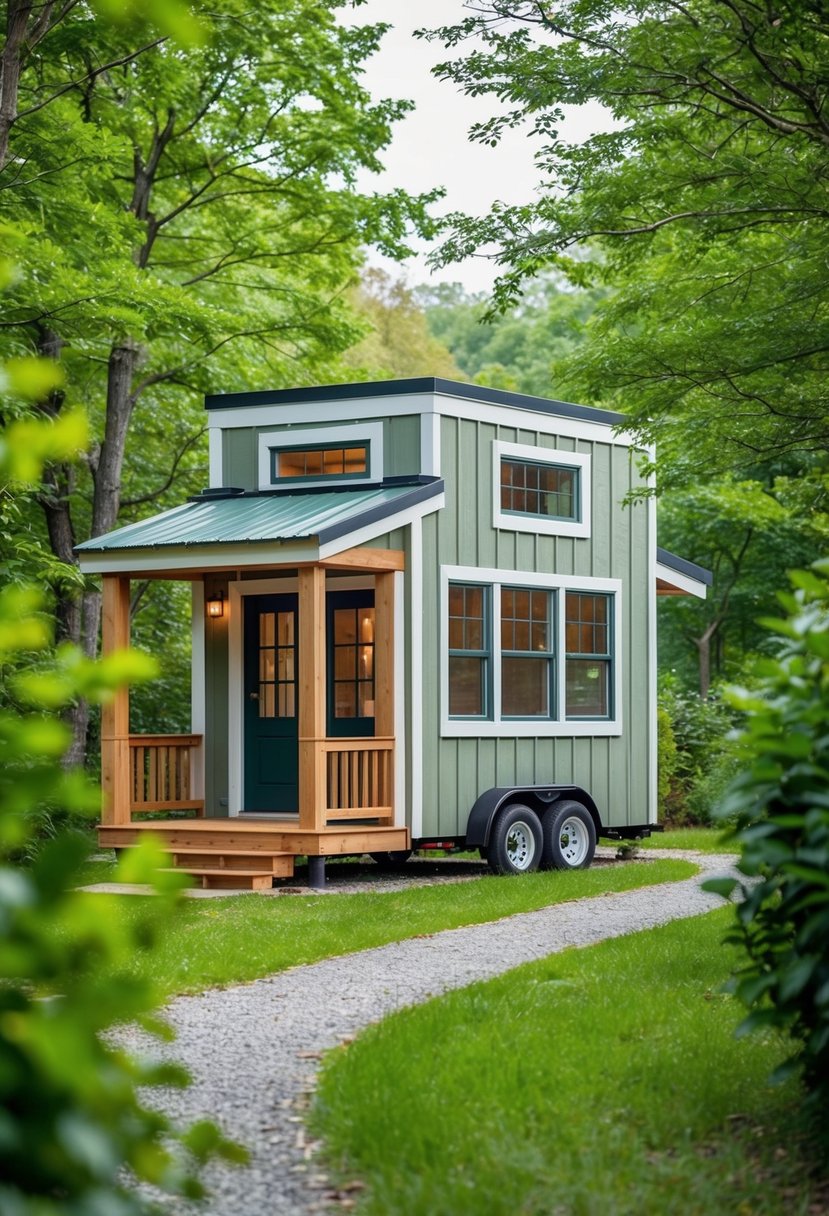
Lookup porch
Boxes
[98,552,409,889]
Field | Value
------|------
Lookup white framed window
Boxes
[493,440,591,538]
[257,422,383,491]
[440,565,622,738]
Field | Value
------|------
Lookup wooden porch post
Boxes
[100,575,131,825]
[298,566,327,830]
[373,571,395,738]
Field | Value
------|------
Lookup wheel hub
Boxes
[506,822,536,871]
[559,816,589,866]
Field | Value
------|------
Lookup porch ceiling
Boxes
[75,480,443,574]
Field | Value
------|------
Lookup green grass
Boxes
[313,909,822,1216]
[77,858,695,998]
[638,826,740,853]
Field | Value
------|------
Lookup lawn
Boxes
[313,908,823,1215]
[75,857,695,998]
[638,826,740,853]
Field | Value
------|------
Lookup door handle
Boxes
[249,692,260,701]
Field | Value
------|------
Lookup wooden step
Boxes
[162,868,275,892]
[168,849,294,877]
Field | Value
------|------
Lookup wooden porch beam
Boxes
[373,570,395,740]
[100,575,131,825]
[319,546,405,572]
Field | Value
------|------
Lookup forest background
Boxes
[1,0,826,832]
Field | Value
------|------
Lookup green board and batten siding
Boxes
[418,414,652,837]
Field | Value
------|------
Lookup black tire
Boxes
[541,800,597,871]
[486,803,543,875]
[370,849,413,869]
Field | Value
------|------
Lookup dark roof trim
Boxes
[188,474,439,504]
[317,478,444,545]
[204,377,625,428]
[656,547,713,586]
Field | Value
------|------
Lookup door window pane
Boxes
[258,608,296,719]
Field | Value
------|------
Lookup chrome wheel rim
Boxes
[559,816,590,866]
[506,821,536,871]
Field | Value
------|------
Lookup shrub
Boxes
[706,562,829,1132]
[658,677,739,824]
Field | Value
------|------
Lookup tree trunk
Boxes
[0,0,31,171]
[695,632,712,702]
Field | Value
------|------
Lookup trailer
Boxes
[77,378,710,889]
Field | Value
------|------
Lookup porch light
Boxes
[206,591,224,619]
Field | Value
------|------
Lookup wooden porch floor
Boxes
[98,818,411,890]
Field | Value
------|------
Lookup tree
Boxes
[658,478,826,697]
[1,1,438,763]
[425,0,828,487]
[418,272,601,398]
[344,268,461,380]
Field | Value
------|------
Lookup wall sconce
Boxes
[206,591,224,619]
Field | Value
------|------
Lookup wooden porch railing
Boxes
[129,734,204,817]
[321,737,394,823]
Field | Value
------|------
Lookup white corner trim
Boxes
[409,516,423,839]
[257,421,383,491]
[439,564,623,740]
[420,409,441,478]
[656,561,708,599]
[393,570,406,830]
[648,497,659,825]
[208,429,223,487]
[493,440,592,539]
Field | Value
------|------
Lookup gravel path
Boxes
[127,850,739,1214]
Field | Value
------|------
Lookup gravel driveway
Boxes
[126,850,739,1214]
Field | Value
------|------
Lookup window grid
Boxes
[272,444,368,482]
[500,587,555,719]
[500,458,579,522]
[565,592,612,720]
[448,584,490,719]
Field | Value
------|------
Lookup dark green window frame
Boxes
[448,583,491,719]
[500,586,556,719]
[564,591,613,721]
[270,442,370,484]
[500,457,581,523]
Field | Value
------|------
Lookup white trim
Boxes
[655,561,708,599]
[409,516,423,838]
[316,492,445,561]
[393,570,406,830]
[77,541,319,575]
[440,564,623,739]
[208,429,223,487]
[207,391,637,449]
[648,495,658,825]
[256,421,383,492]
[190,582,205,800]
[493,440,592,539]
[420,408,441,477]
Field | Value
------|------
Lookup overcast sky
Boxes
[350,0,610,294]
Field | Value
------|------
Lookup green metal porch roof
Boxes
[76,481,442,554]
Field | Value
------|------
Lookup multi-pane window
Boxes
[448,584,489,717]
[258,610,296,718]
[565,592,612,718]
[447,580,614,725]
[500,588,554,717]
[332,605,375,719]
[500,458,579,522]
[272,445,367,481]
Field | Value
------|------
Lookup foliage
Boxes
[656,704,678,814]
[76,859,694,998]
[707,562,829,1129]
[313,910,817,1215]
[418,272,601,398]
[658,677,740,824]
[344,269,461,380]
[424,0,829,490]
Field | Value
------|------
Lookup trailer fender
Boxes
[465,785,602,849]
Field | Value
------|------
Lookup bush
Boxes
[658,677,740,824]
[707,562,829,1132]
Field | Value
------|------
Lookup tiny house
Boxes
[76,378,710,888]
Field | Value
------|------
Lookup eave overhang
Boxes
[656,547,712,599]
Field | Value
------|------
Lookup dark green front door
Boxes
[243,594,298,812]
[327,589,376,737]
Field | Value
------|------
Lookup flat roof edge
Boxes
[204,377,626,428]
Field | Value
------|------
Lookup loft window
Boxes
[565,592,612,719]
[448,583,490,718]
[272,444,368,482]
[500,458,580,522]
